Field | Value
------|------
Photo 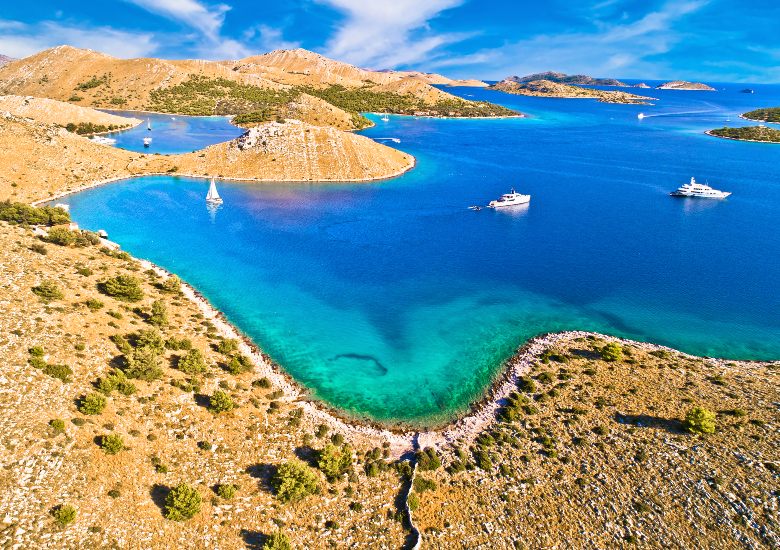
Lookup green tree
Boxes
[148,299,168,327]
[123,346,163,381]
[684,406,716,434]
[262,531,292,550]
[160,274,182,294]
[98,275,144,302]
[100,433,124,454]
[271,460,319,503]
[208,390,234,413]
[317,443,353,481]
[164,483,201,521]
[177,349,207,375]
[77,393,107,415]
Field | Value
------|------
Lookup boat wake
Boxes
[637,108,721,119]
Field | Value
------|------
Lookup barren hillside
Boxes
[178,120,414,182]
[0,95,140,130]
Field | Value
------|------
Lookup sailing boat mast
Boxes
[206,177,223,204]
[147,118,152,131]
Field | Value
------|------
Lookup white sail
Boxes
[206,178,223,203]
[147,118,152,131]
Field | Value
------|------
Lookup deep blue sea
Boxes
[64,82,780,424]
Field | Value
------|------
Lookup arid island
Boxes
[0,46,778,550]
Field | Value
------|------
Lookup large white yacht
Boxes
[670,177,731,199]
[488,188,531,208]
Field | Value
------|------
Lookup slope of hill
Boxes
[0,55,14,67]
[657,80,716,91]
[508,71,627,87]
[0,95,140,133]
[177,120,414,182]
[489,79,653,104]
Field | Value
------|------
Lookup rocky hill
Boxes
[0,55,14,67]
[177,120,414,182]
[657,80,716,91]
[0,95,140,132]
[507,71,627,87]
[489,79,653,104]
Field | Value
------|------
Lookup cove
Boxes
[61,83,780,425]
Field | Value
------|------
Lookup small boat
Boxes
[468,205,482,211]
[147,119,152,131]
[206,177,223,204]
[380,114,390,122]
[670,177,730,199]
[637,112,645,120]
[90,136,116,145]
[488,188,531,208]
[143,137,152,147]
[740,88,754,94]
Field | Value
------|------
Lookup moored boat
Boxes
[670,177,730,199]
[143,137,152,147]
[488,188,531,208]
[206,177,223,204]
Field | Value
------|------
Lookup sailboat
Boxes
[147,119,152,131]
[206,177,223,204]
[380,114,390,122]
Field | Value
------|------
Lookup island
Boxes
[656,80,716,91]
[741,106,780,122]
[489,78,654,104]
[507,71,627,87]
[706,125,780,143]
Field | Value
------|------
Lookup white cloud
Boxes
[0,18,157,59]
[243,24,301,53]
[317,0,468,69]
[125,0,229,39]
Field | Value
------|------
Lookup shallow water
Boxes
[65,83,780,424]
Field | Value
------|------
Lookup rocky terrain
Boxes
[507,72,627,87]
[177,120,415,182]
[0,95,140,131]
[489,79,654,104]
[0,55,14,67]
[656,80,716,91]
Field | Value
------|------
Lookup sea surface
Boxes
[63,82,780,425]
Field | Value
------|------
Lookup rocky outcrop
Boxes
[656,80,716,91]
[0,95,140,129]
[489,79,654,104]
[178,120,414,182]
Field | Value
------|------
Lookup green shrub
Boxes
[164,483,201,521]
[600,342,623,362]
[123,346,163,381]
[95,369,136,395]
[0,200,70,226]
[177,349,207,374]
[159,275,182,294]
[42,363,73,383]
[413,477,436,493]
[254,377,271,388]
[225,354,253,375]
[51,504,76,527]
[208,390,234,413]
[215,483,237,499]
[32,280,64,302]
[98,275,144,302]
[271,460,319,503]
[131,329,166,353]
[148,299,168,327]
[77,393,107,415]
[85,298,104,311]
[408,492,420,511]
[165,337,193,351]
[49,418,65,434]
[517,376,536,393]
[262,531,292,550]
[474,449,492,471]
[216,338,239,355]
[317,443,353,481]
[45,227,77,246]
[684,406,716,434]
[100,433,124,454]
[416,447,441,471]
[29,346,44,357]
[30,243,47,255]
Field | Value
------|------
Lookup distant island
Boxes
[741,107,780,123]
[656,80,716,91]
[707,125,780,143]
[489,78,654,104]
[506,71,627,87]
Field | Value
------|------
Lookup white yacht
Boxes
[380,114,390,122]
[206,177,223,204]
[670,177,731,199]
[90,135,116,145]
[143,137,152,147]
[488,188,531,208]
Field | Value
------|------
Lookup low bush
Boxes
[164,483,201,521]
[98,275,144,302]
[684,406,716,434]
[159,275,182,294]
[216,338,239,355]
[42,363,73,383]
[416,447,441,471]
[165,337,193,351]
[271,460,319,503]
[407,492,420,511]
[51,504,76,527]
[123,346,163,381]
[77,393,107,415]
[600,342,623,362]
[177,349,207,375]
[317,443,353,481]
[262,531,291,550]
[413,477,436,493]
[0,200,70,226]
[208,390,234,413]
[85,298,104,311]
[148,299,168,327]
[49,418,65,434]
[100,433,124,454]
[32,280,64,302]
[215,483,237,499]
[225,354,253,375]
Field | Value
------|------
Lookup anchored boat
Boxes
[143,136,152,147]
[206,177,223,204]
[488,188,531,208]
[670,177,731,199]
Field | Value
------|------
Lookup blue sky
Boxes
[1,0,779,82]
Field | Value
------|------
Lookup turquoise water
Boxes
[99,110,244,154]
[63,83,780,425]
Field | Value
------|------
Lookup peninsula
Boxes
[656,80,716,91]
[706,125,780,143]
[508,71,627,87]
[489,78,654,104]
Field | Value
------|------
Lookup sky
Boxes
[1,0,779,82]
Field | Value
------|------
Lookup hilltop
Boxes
[0,46,514,127]
[657,80,716,91]
[0,54,14,67]
[507,71,627,87]
[0,95,140,133]
[489,79,653,104]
